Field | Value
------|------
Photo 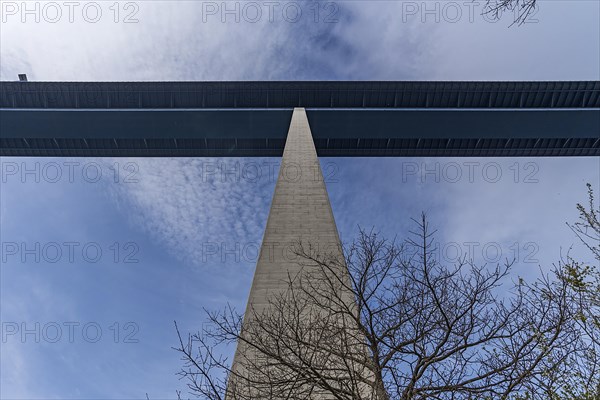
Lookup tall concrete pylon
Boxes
[228,108,370,398]
[239,108,343,313]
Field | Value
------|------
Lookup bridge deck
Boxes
[1,81,598,157]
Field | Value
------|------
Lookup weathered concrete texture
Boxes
[238,107,344,315]
[228,108,354,398]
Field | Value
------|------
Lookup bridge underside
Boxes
[1,81,598,157]
[1,109,599,157]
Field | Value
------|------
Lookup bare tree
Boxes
[569,183,600,265]
[172,213,593,399]
[549,183,600,399]
[482,0,538,25]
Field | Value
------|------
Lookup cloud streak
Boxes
[3,0,597,81]
[101,157,276,269]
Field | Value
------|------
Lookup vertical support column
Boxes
[240,107,343,313]
[228,108,353,398]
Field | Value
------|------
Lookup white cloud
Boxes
[327,156,600,282]
[3,0,596,81]
[100,157,276,269]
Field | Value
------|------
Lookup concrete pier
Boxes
[228,108,356,398]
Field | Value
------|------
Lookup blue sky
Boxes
[1,1,600,398]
